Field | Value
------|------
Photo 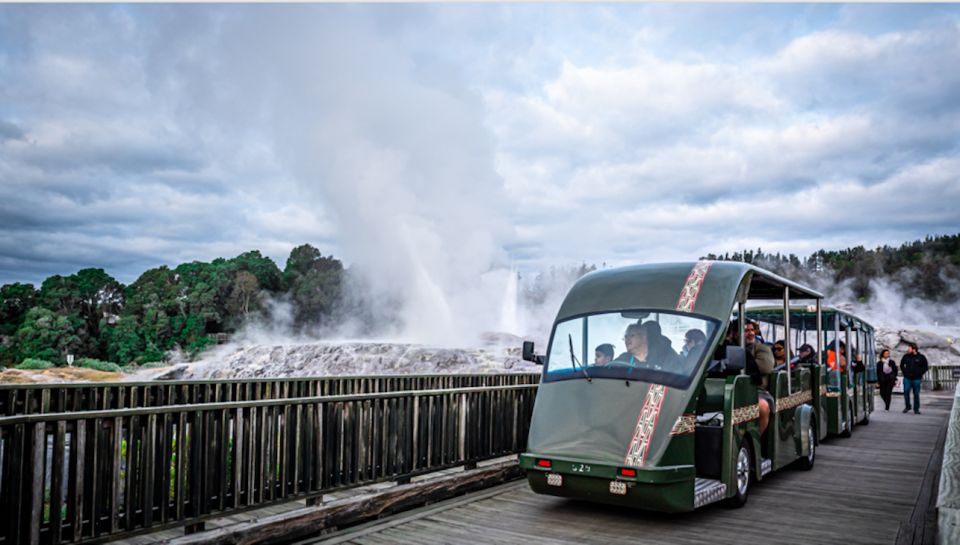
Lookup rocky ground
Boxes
[876,327,960,366]
[151,334,543,381]
[0,367,123,384]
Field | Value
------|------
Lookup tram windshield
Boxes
[544,310,720,389]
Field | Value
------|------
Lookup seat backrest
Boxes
[697,378,727,414]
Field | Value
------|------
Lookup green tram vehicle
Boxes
[519,261,827,512]
[745,306,877,439]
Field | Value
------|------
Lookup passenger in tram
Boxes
[594,343,615,366]
[681,328,707,361]
[641,320,682,367]
[791,343,817,366]
[826,340,848,372]
[744,320,775,434]
[772,340,788,367]
[850,348,865,374]
[615,323,649,366]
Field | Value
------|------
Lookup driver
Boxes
[594,343,615,366]
[614,323,649,365]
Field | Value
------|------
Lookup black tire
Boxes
[725,440,751,508]
[796,423,816,471]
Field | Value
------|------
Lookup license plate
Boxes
[609,481,627,495]
[546,473,563,487]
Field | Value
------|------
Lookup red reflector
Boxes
[536,459,552,469]
[619,468,637,477]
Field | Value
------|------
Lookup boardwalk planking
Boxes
[318,393,952,545]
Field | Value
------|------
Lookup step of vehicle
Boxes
[694,478,727,508]
[761,458,772,477]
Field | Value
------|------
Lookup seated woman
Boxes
[773,340,787,368]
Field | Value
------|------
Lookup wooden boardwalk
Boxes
[313,392,953,545]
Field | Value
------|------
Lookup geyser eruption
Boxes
[226,9,517,346]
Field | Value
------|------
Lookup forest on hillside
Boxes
[0,245,344,368]
[0,234,957,369]
[703,233,960,304]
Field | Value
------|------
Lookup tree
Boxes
[284,244,344,328]
[101,315,143,365]
[15,307,82,364]
[0,283,38,336]
[228,270,260,317]
[230,251,283,292]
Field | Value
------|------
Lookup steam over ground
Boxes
[172,259,959,380]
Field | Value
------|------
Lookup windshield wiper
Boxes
[568,334,591,383]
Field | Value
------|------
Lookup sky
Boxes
[1,3,959,294]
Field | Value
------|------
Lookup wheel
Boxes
[725,441,751,508]
[797,423,816,470]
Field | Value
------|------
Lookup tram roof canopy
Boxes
[556,261,823,323]
[746,305,875,332]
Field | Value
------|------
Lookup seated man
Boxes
[640,320,682,368]
[594,343,615,366]
[744,320,775,435]
[614,323,649,365]
[792,343,817,366]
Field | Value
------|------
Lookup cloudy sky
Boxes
[1,4,959,289]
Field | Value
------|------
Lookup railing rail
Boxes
[0,373,541,416]
[937,382,960,545]
[923,365,960,392]
[0,383,539,545]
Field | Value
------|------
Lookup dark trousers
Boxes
[878,381,894,410]
[903,378,922,412]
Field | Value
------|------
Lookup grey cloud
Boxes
[0,120,24,141]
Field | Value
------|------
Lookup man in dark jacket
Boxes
[900,342,929,414]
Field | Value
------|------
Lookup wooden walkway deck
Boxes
[313,392,953,545]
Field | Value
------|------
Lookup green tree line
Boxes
[0,244,344,367]
[703,233,960,303]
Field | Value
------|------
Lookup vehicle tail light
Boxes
[618,468,637,477]
[536,459,552,469]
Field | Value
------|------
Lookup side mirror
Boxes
[522,341,545,365]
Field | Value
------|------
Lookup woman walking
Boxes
[877,349,898,411]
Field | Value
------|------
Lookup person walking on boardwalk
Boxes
[900,342,929,414]
[876,349,898,411]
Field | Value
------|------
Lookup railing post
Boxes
[27,422,45,545]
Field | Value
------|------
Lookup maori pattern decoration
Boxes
[624,384,667,466]
[775,389,813,412]
[732,403,760,425]
[676,260,714,313]
[670,414,697,436]
[623,260,714,466]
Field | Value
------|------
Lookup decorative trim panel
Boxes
[676,260,713,313]
[624,384,667,466]
[670,414,696,436]
[732,403,760,425]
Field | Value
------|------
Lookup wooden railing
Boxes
[924,365,960,391]
[0,379,539,545]
[937,382,960,544]
[0,374,541,415]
